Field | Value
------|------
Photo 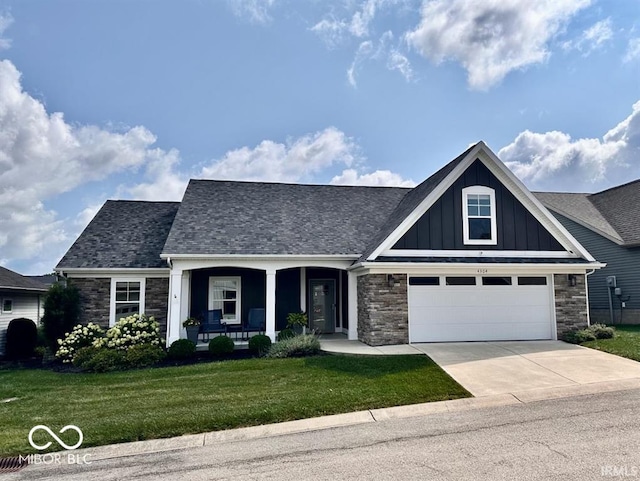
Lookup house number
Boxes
[476,269,488,274]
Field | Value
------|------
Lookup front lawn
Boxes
[0,354,469,456]
[582,325,640,361]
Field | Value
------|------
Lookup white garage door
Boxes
[408,275,553,342]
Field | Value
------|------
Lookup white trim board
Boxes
[381,249,577,258]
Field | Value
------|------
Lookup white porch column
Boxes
[266,268,277,341]
[180,270,191,333]
[167,269,184,347]
[347,271,358,340]
[300,267,306,312]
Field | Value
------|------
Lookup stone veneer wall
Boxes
[357,274,408,346]
[554,273,588,338]
[69,277,169,340]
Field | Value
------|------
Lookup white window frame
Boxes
[462,186,497,245]
[110,278,146,327]
[208,276,241,325]
[2,298,13,314]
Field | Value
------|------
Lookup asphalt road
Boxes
[9,388,640,481]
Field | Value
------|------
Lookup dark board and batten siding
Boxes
[393,159,564,251]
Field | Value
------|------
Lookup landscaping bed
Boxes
[0,354,470,457]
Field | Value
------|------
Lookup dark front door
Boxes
[309,280,335,333]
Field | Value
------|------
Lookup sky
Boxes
[0,0,638,275]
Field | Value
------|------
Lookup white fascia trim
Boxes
[59,268,170,278]
[0,286,48,292]
[382,249,577,258]
[367,143,484,261]
[475,145,595,261]
[160,254,360,260]
[359,261,606,275]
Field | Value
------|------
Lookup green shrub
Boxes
[125,344,166,369]
[95,314,161,351]
[267,334,321,358]
[5,318,38,359]
[72,346,102,368]
[248,334,272,356]
[83,348,127,372]
[564,329,597,344]
[208,336,235,357]
[589,323,615,339]
[34,346,47,359]
[168,339,196,360]
[55,322,105,363]
[286,312,308,330]
[276,328,295,341]
[41,283,81,351]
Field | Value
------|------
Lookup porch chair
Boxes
[243,308,266,340]
[200,309,226,341]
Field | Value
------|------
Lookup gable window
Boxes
[110,278,146,326]
[462,186,497,245]
[209,277,241,325]
[2,299,12,313]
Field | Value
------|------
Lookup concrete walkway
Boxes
[414,341,640,397]
[320,337,421,355]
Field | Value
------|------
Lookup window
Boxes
[110,278,146,326]
[446,277,476,286]
[209,277,241,324]
[518,277,547,286]
[2,299,12,313]
[482,276,512,286]
[462,186,497,245]
[409,277,440,286]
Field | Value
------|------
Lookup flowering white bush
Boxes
[94,314,161,351]
[55,323,105,363]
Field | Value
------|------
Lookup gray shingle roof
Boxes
[57,201,180,269]
[535,180,640,246]
[162,181,410,256]
[358,143,476,261]
[0,266,48,291]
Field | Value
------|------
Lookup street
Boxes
[9,388,640,480]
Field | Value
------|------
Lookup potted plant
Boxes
[286,312,308,335]
[183,317,201,344]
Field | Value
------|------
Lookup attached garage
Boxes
[408,275,554,342]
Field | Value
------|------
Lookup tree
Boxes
[41,283,80,351]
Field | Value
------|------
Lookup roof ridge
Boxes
[188,178,412,190]
[589,177,640,197]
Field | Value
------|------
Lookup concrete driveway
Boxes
[414,341,640,397]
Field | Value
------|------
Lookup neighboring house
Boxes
[56,142,602,346]
[0,266,48,355]
[536,181,640,324]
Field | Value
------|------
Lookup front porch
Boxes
[166,260,359,346]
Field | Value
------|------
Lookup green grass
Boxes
[582,325,640,361]
[0,354,469,456]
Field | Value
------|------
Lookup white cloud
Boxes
[228,0,276,24]
[562,18,613,55]
[124,148,188,201]
[347,40,374,87]
[200,127,359,182]
[405,0,590,90]
[347,31,413,87]
[331,168,415,187]
[624,37,640,63]
[500,100,640,191]
[0,59,175,273]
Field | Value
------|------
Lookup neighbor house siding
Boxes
[393,159,564,251]
[0,291,43,355]
[551,212,640,324]
[357,274,408,346]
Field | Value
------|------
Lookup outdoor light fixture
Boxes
[568,274,577,287]
[387,274,395,287]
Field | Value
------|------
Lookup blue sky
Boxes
[0,0,638,274]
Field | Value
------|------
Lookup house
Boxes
[0,266,48,354]
[536,181,640,325]
[55,142,603,346]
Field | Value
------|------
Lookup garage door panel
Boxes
[408,280,553,342]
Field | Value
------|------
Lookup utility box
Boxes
[606,276,617,288]
[615,287,622,296]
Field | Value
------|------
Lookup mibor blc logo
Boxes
[28,425,83,451]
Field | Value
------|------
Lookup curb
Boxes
[64,377,640,462]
